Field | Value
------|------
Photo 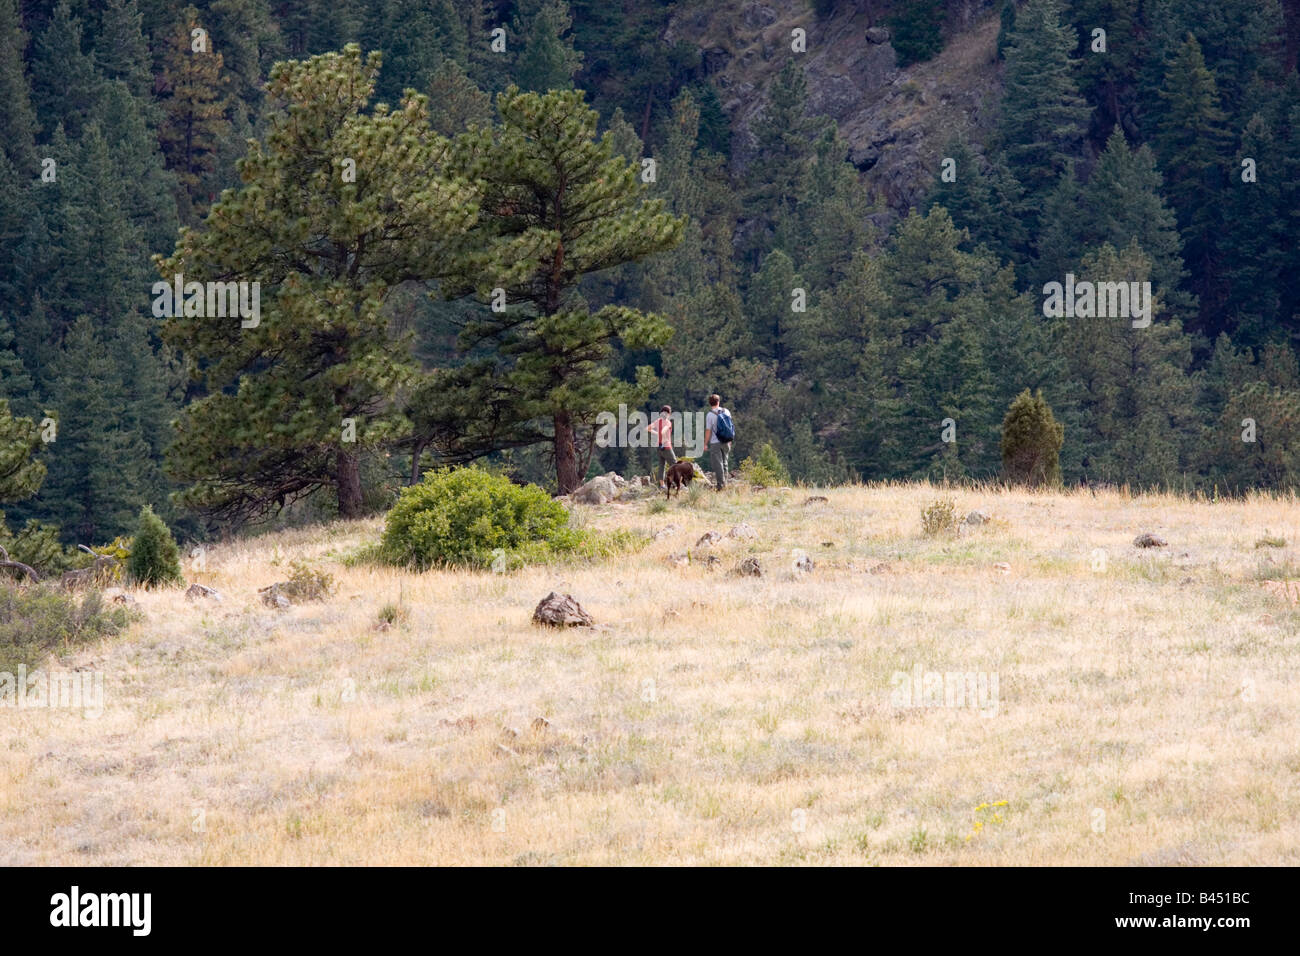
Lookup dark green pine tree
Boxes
[926,136,1025,265]
[745,249,802,376]
[41,316,151,543]
[0,317,34,406]
[365,0,468,108]
[1037,129,1189,313]
[0,0,37,174]
[998,0,1090,235]
[996,0,1016,61]
[0,397,45,516]
[426,58,493,137]
[1219,113,1288,347]
[888,1,946,67]
[29,0,105,141]
[1067,0,1141,140]
[442,86,686,494]
[743,60,828,268]
[161,46,482,524]
[95,0,153,102]
[1153,34,1233,333]
[512,0,584,94]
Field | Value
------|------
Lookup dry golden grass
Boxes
[2,481,1298,865]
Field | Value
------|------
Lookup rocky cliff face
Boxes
[667,0,1004,218]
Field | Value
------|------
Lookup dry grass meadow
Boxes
[2,481,1298,865]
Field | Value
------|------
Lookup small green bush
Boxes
[740,442,791,488]
[921,498,958,536]
[1001,389,1064,488]
[126,506,183,588]
[281,559,334,601]
[0,582,132,672]
[380,467,582,570]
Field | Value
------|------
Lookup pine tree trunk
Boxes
[554,412,581,495]
[337,447,363,518]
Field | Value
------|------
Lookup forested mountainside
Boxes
[1,0,1299,554]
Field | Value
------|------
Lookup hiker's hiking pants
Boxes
[709,442,730,490]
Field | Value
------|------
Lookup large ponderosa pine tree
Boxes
[441,86,685,494]
[160,45,482,525]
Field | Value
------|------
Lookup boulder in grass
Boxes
[964,510,991,526]
[726,523,758,540]
[186,583,222,602]
[695,531,723,548]
[532,591,593,627]
[653,524,680,541]
[572,475,619,505]
[734,556,763,577]
[803,495,829,506]
[1134,533,1167,548]
[259,583,291,609]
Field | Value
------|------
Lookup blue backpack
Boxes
[713,408,735,442]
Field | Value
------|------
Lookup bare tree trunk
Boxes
[337,447,363,518]
[554,412,581,495]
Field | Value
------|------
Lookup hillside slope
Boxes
[674,0,1005,213]
[2,482,1297,865]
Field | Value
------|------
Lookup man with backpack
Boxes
[704,394,734,491]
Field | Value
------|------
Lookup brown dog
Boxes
[664,460,696,499]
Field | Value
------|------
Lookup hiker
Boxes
[649,405,677,488]
[704,394,734,490]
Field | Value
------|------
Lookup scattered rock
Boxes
[867,563,890,574]
[666,550,690,567]
[695,531,723,548]
[107,590,136,606]
[866,26,891,44]
[734,556,763,577]
[653,524,680,541]
[1134,533,1168,548]
[531,716,551,733]
[185,583,222,602]
[572,475,619,505]
[964,510,991,526]
[704,554,721,571]
[803,495,829,505]
[993,562,1011,574]
[501,726,520,740]
[374,620,392,632]
[638,475,652,486]
[726,523,757,540]
[496,744,518,758]
[532,591,593,627]
[258,583,291,609]
[792,550,814,573]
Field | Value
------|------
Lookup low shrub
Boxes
[0,582,132,672]
[921,498,958,537]
[281,559,334,601]
[380,467,583,570]
[740,442,791,488]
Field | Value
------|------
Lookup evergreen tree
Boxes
[512,0,583,94]
[29,0,104,140]
[1001,389,1064,486]
[998,0,1089,232]
[888,1,946,67]
[426,58,493,137]
[0,397,44,507]
[95,0,153,101]
[926,136,1025,265]
[161,45,481,524]
[443,86,685,493]
[0,0,37,173]
[157,6,232,220]
[126,504,183,587]
[1154,34,1232,333]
